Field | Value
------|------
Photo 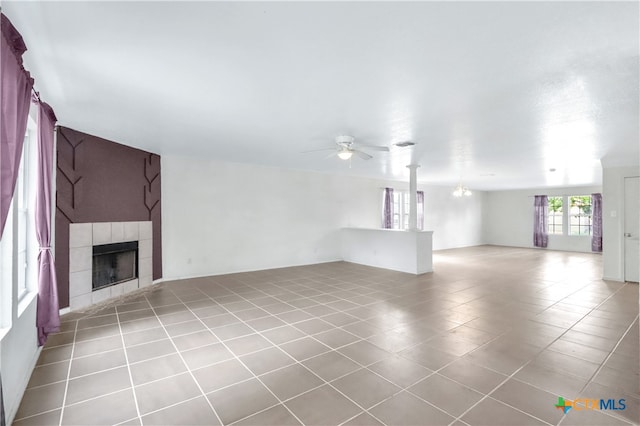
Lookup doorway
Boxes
[624,176,639,282]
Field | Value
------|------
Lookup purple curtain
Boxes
[417,191,424,231]
[533,195,548,248]
[591,193,602,252]
[1,14,34,236]
[1,13,34,424]
[35,100,60,346]
[382,187,394,229]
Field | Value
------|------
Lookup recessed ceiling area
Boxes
[4,1,638,190]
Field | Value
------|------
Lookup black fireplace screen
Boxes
[92,241,139,290]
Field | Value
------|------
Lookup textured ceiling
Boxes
[4,1,639,190]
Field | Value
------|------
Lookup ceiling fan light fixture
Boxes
[337,150,353,160]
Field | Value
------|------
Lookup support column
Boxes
[407,164,420,231]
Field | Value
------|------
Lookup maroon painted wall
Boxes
[55,126,162,308]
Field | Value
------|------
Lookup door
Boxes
[624,176,639,282]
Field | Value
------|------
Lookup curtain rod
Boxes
[31,87,41,103]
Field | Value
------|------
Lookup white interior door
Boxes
[624,176,639,282]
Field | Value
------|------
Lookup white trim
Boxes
[17,290,37,317]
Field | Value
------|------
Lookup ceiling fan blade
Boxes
[324,151,338,159]
[353,150,373,160]
[301,147,335,154]
[356,144,390,152]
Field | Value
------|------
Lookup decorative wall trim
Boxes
[55,130,84,222]
[143,153,160,220]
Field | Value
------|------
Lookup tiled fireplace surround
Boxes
[68,221,153,311]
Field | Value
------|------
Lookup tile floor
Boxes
[13,246,639,425]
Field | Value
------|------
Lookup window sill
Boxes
[0,326,9,343]
[18,290,37,318]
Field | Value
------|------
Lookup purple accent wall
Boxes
[55,126,162,308]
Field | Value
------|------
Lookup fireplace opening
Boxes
[92,241,139,291]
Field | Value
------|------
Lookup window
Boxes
[548,196,563,235]
[16,132,30,299]
[544,194,592,237]
[392,191,401,229]
[389,190,424,230]
[0,115,38,327]
[569,195,592,236]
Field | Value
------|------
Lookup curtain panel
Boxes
[417,191,424,231]
[0,13,34,236]
[35,100,60,345]
[591,193,603,252]
[533,195,548,248]
[0,12,36,426]
[382,187,394,229]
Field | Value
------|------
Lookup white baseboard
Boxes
[7,344,41,425]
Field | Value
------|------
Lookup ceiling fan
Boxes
[303,135,390,161]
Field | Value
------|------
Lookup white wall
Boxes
[602,166,640,281]
[421,186,485,250]
[163,156,376,279]
[1,298,40,424]
[162,155,486,280]
[484,185,602,252]
[341,228,433,274]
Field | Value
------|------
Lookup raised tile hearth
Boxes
[68,221,153,311]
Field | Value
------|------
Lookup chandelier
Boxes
[453,183,472,197]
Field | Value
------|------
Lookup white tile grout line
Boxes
[31,321,366,392]
[25,326,636,422]
[115,304,143,423]
[141,299,225,426]
[151,291,308,426]
[32,329,451,423]
[183,286,422,426]
[22,259,637,424]
[172,287,366,406]
[184,282,620,400]
[112,394,205,425]
[422,318,638,425]
[195,280,398,424]
[563,314,639,425]
[357,291,634,425]
[56,318,78,426]
[447,281,640,425]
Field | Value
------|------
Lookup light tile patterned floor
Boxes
[14,246,639,425]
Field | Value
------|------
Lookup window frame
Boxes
[0,113,39,330]
[17,131,31,301]
[545,194,592,237]
[547,196,563,235]
[385,189,424,230]
[569,195,593,236]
